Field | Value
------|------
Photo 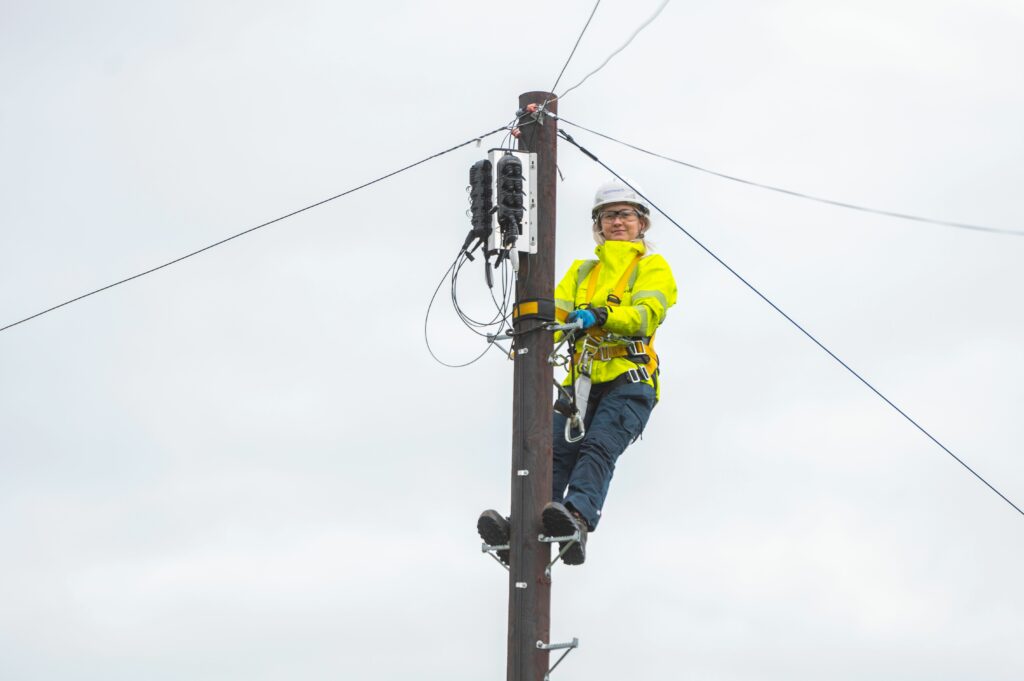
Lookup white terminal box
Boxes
[485,148,538,254]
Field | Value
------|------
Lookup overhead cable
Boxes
[542,0,603,111]
[557,127,1024,520]
[555,116,1024,237]
[553,0,671,104]
[0,124,511,335]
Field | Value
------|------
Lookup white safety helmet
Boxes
[591,180,651,220]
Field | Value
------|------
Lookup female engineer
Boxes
[478,180,678,566]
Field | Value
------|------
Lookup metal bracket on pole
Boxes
[536,637,579,680]
[480,542,510,572]
[485,332,515,360]
[537,531,581,577]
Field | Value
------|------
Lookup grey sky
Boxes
[2,1,1022,680]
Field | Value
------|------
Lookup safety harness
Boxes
[559,254,660,442]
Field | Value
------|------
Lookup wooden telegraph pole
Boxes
[507,91,558,681]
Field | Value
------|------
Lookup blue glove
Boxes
[567,307,607,330]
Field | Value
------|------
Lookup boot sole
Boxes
[477,512,511,565]
[541,505,586,565]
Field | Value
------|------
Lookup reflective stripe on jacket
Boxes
[554,240,678,396]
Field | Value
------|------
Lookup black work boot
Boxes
[541,501,588,565]
[477,510,511,566]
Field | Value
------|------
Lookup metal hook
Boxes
[564,413,585,443]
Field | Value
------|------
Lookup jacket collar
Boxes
[595,239,646,268]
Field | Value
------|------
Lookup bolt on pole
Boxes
[506,91,558,681]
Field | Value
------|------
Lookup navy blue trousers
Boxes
[552,380,656,531]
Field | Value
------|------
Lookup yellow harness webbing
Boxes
[581,254,643,312]
[575,254,659,378]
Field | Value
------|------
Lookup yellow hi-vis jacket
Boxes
[554,240,678,398]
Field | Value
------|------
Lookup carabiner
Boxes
[565,413,586,443]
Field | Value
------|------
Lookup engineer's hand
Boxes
[566,307,607,330]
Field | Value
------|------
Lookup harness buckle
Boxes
[625,366,651,383]
[579,356,594,376]
[626,340,646,356]
[578,336,600,374]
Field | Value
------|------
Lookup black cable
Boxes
[495,104,549,155]
[450,251,509,334]
[499,110,537,153]
[498,258,514,323]
[457,249,510,328]
[555,116,1024,237]
[430,239,516,366]
[451,254,489,329]
[489,259,511,317]
[541,0,603,111]
[555,0,671,103]
[557,128,1024,519]
[0,123,511,335]
[424,248,496,369]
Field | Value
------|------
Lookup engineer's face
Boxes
[598,203,643,241]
